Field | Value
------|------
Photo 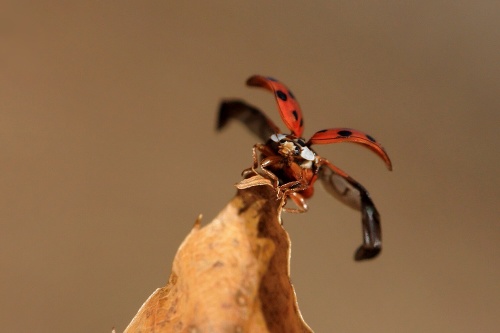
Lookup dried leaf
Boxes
[123,186,312,333]
[235,174,273,190]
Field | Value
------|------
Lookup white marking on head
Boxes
[300,146,315,161]
[280,141,296,155]
[270,133,287,142]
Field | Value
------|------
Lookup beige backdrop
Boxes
[1,2,499,332]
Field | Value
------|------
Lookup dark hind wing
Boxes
[217,100,281,142]
[318,160,382,260]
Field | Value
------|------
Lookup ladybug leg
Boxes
[261,157,313,200]
[279,180,303,191]
[317,158,382,260]
[241,144,276,178]
[278,161,310,193]
[278,179,308,198]
[275,164,311,208]
[260,155,286,196]
[241,144,286,197]
[241,144,263,178]
[281,191,308,214]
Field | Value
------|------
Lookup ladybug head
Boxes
[270,134,316,162]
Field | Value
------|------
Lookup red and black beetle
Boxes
[217,75,392,260]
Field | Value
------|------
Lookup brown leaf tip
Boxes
[193,214,203,229]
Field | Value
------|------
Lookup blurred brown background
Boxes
[1,1,499,332]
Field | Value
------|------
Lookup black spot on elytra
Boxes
[366,134,377,142]
[338,130,352,137]
[299,118,304,127]
[291,110,299,120]
[276,90,287,101]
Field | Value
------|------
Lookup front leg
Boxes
[241,143,275,178]
[241,144,286,198]
[260,155,286,197]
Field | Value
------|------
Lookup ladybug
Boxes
[217,75,392,260]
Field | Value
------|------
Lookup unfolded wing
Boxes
[318,159,382,260]
[246,75,304,137]
[217,100,281,142]
[309,128,392,170]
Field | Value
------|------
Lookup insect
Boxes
[217,75,392,260]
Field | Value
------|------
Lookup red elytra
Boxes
[217,75,392,261]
